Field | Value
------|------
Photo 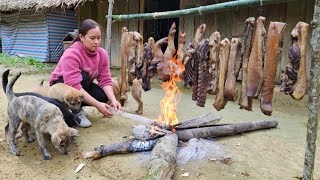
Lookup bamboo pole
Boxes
[303,1,320,179]
[105,0,113,54]
[108,0,294,21]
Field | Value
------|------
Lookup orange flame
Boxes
[156,52,185,126]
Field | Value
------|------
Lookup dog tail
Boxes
[2,69,10,93]
[6,71,21,101]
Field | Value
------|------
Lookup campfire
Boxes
[156,54,185,128]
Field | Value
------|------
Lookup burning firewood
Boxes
[213,38,231,111]
[247,16,266,102]
[224,38,243,102]
[281,22,309,100]
[239,17,255,111]
[260,22,286,116]
[208,31,221,95]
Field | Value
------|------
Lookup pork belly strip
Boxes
[291,21,309,100]
[208,32,221,95]
[247,16,266,98]
[213,38,231,111]
[224,38,242,102]
[239,17,255,111]
[260,22,286,116]
[196,39,211,107]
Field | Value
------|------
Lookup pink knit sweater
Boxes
[49,41,112,90]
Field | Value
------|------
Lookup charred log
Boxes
[83,139,158,160]
[176,120,278,141]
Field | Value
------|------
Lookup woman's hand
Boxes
[110,100,121,111]
[96,102,113,116]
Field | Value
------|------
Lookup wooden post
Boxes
[105,0,114,54]
[303,0,320,179]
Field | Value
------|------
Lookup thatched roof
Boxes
[0,0,92,12]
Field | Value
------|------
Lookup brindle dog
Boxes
[5,72,79,160]
[2,69,80,127]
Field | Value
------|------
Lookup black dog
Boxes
[2,69,80,127]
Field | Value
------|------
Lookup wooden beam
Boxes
[109,0,295,21]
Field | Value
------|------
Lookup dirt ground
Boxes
[0,65,319,180]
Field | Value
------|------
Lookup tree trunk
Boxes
[146,133,178,180]
[105,0,113,54]
[176,120,278,141]
[303,1,320,179]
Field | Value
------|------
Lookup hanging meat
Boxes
[260,22,286,116]
[224,38,242,102]
[290,22,309,100]
[140,42,153,92]
[192,39,211,107]
[147,37,168,79]
[183,24,206,87]
[157,22,177,82]
[173,32,186,79]
[207,32,221,95]
[119,27,144,99]
[213,38,231,111]
[239,17,255,111]
[182,43,196,87]
[246,16,266,105]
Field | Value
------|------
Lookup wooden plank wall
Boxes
[179,0,314,82]
[79,0,140,67]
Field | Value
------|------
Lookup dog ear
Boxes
[51,132,62,148]
[68,128,80,137]
[79,95,84,101]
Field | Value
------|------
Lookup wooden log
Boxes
[145,133,178,180]
[175,113,222,129]
[110,109,154,124]
[176,120,278,141]
[83,139,158,160]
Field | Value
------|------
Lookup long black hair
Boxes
[72,19,99,44]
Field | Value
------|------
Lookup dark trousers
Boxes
[51,71,108,107]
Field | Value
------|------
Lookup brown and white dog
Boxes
[112,77,143,114]
[33,82,83,113]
